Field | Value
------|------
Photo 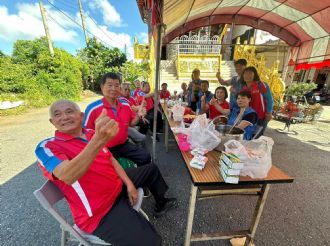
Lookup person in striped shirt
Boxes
[83,73,151,166]
[35,99,177,245]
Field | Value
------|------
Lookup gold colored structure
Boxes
[234,37,285,104]
[177,53,221,80]
[133,37,149,60]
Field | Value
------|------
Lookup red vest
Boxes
[241,81,267,119]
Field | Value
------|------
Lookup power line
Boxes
[54,0,127,48]
[84,12,126,47]
[47,12,71,34]
[55,0,79,11]
[44,0,114,48]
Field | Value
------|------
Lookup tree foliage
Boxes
[77,37,127,90]
[121,61,150,83]
[0,37,88,108]
[285,82,317,98]
[1,36,151,114]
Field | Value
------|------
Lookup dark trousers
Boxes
[109,141,151,166]
[139,109,163,134]
[256,118,269,138]
[93,164,168,245]
[190,101,197,112]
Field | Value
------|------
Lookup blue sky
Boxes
[0,0,149,59]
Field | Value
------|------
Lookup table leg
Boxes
[185,185,198,246]
[244,184,270,246]
[165,118,169,152]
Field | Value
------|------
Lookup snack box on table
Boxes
[220,152,244,169]
[220,160,241,176]
[219,152,244,184]
[220,166,240,184]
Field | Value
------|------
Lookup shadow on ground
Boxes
[1,128,330,246]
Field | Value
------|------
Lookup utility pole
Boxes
[124,44,127,57]
[78,0,89,45]
[38,0,54,56]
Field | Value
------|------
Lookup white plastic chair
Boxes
[34,181,148,246]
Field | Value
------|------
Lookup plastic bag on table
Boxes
[187,114,220,151]
[223,139,250,161]
[188,114,209,130]
[171,104,185,122]
[224,137,274,179]
[171,120,189,134]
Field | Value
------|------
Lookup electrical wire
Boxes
[55,0,79,11]
[44,0,114,48]
[84,12,126,47]
[47,12,69,31]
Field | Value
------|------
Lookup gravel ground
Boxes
[1,98,329,246]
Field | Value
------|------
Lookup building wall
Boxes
[256,51,286,71]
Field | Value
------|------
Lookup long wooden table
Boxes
[162,104,294,246]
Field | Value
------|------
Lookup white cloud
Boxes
[0,3,78,43]
[136,32,149,44]
[84,16,134,59]
[89,0,123,27]
[0,2,135,59]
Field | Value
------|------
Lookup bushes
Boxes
[0,56,35,94]
[0,38,87,112]
[285,82,317,98]
[1,36,150,115]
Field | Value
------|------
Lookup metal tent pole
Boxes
[152,24,162,160]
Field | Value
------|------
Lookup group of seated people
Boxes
[35,73,178,246]
[35,59,274,245]
[167,59,273,140]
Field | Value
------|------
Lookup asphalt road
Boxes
[1,98,329,246]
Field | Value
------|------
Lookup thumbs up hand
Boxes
[94,109,119,144]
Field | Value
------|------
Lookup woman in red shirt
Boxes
[159,82,171,100]
[240,66,274,137]
[202,86,230,119]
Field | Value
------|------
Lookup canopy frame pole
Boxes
[152,23,163,161]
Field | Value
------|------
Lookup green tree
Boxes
[77,37,127,90]
[0,37,89,110]
[12,37,49,68]
[0,50,6,58]
[0,56,35,95]
[121,61,150,83]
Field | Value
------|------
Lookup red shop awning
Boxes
[294,60,330,71]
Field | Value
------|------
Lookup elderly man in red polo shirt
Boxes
[35,99,177,245]
[83,73,151,166]
[135,81,164,140]
[120,82,147,146]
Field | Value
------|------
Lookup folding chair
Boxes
[252,125,264,140]
[34,181,148,246]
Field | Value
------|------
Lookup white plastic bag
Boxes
[223,139,249,161]
[187,114,221,151]
[171,121,189,134]
[224,136,274,179]
[171,104,185,122]
[188,114,209,130]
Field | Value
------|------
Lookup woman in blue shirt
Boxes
[228,91,258,140]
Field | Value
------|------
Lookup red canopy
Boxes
[137,0,330,64]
